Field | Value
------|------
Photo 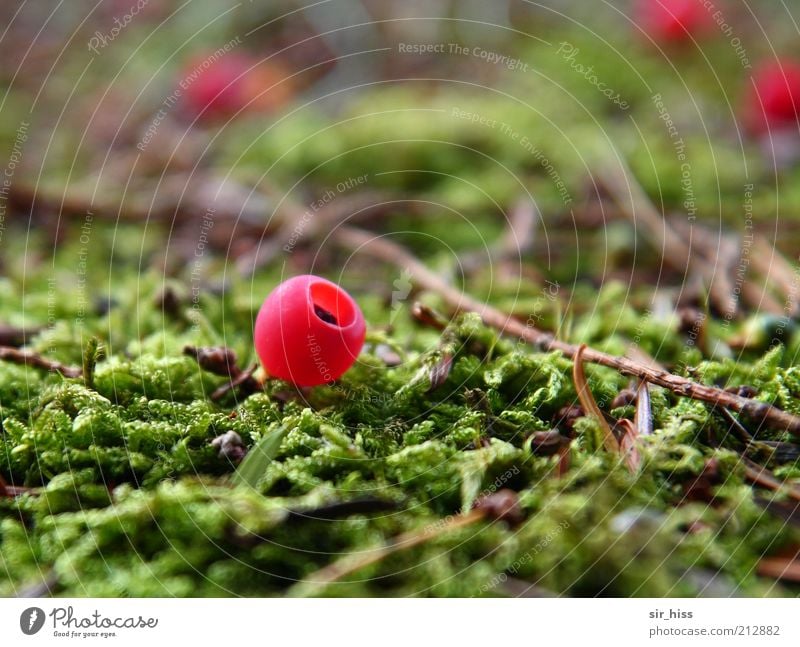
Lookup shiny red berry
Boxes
[746,60,800,133]
[635,0,714,43]
[254,275,366,386]
[179,52,293,123]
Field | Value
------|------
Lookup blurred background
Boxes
[2,0,800,333]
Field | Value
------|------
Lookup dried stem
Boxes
[757,556,800,583]
[573,344,619,453]
[332,226,800,436]
[0,347,81,378]
[743,458,800,502]
[289,508,486,596]
[0,325,43,347]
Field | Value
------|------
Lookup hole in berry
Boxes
[310,281,356,327]
[314,304,338,325]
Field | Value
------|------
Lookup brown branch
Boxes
[210,364,259,401]
[332,225,800,436]
[0,347,81,378]
[743,458,800,502]
[751,236,799,316]
[0,325,43,347]
[288,508,487,596]
[757,556,800,583]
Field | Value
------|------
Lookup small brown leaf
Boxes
[682,458,722,503]
[617,419,641,472]
[473,489,523,525]
[528,430,567,456]
[572,344,619,453]
[184,345,241,378]
[743,458,800,502]
[411,302,448,330]
[611,388,637,409]
[427,353,453,391]
[552,405,584,438]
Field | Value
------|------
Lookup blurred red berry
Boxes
[636,0,715,43]
[746,60,800,134]
[179,52,292,123]
[254,275,366,386]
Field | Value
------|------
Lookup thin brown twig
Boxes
[332,225,800,436]
[0,325,43,347]
[210,364,259,401]
[0,347,81,378]
[288,508,486,596]
[757,556,800,583]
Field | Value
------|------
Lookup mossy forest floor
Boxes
[1,2,800,597]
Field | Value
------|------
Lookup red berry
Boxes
[179,52,292,123]
[746,60,800,133]
[254,275,366,386]
[635,0,714,43]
